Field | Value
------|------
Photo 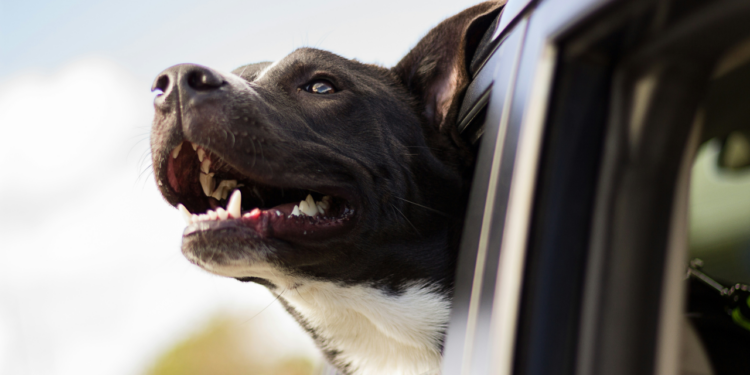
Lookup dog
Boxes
[150,2,505,374]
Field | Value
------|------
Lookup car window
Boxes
[685,40,750,375]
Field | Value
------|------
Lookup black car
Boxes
[441,0,750,374]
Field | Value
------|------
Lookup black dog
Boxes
[150,2,504,374]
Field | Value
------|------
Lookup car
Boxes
[439,0,750,374]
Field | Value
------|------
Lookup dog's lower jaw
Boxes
[280,281,450,375]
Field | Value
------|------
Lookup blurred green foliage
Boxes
[145,315,316,375]
[690,139,750,283]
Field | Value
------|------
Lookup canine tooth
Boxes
[208,210,218,220]
[211,180,239,200]
[171,143,183,159]
[197,148,206,162]
[178,204,192,224]
[216,207,229,220]
[201,159,211,174]
[227,190,242,218]
[305,194,315,207]
[299,200,318,216]
[200,173,215,196]
[291,205,301,216]
[191,142,198,151]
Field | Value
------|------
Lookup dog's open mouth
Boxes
[163,141,356,241]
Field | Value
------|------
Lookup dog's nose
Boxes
[152,64,225,110]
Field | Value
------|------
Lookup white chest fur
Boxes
[191,257,450,374]
[280,281,450,375]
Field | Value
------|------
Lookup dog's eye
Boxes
[304,80,336,94]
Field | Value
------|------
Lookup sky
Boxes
[0,1,482,374]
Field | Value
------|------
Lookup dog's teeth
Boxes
[191,142,198,151]
[216,207,229,220]
[305,194,316,207]
[318,198,330,211]
[198,213,209,221]
[192,214,198,222]
[299,200,318,217]
[316,202,326,214]
[171,143,183,159]
[302,203,318,216]
[211,180,238,200]
[200,159,211,174]
[291,205,301,216]
[227,190,241,218]
[197,148,206,162]
[301,194,318,216]
[199,173,215,196]
[178,204,192,224]
[207,210,218,220]
[276,210,282,216]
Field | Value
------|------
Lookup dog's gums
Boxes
[165,140,356,241]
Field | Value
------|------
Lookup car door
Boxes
[443,1,750,375]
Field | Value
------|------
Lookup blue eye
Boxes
[305,80,336,94]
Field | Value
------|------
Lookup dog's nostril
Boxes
[152,75,170,94]
[186,69,224,91]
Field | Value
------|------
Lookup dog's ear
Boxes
[393,1,505,133]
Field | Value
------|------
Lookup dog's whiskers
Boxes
[390,203,421,236]
[135,163,153,185]
[394,197,450,217]
[240,288,288,325]
[137,149,152,172]
[137,169,155,191]
[294,285,312,304]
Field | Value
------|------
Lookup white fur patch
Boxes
[283,281,450,375]
[191,255,449,375]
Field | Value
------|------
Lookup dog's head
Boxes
[150,2,502,295]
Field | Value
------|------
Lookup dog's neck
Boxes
[277,280,450,375]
